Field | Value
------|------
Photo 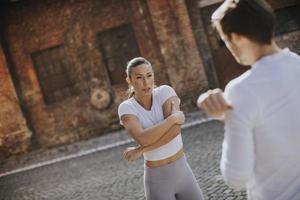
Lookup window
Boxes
[31,45,77,105]
[97,24,141,85]
[274,4,300,36]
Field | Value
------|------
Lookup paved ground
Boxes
[0,119,247,200]
[0,111,208,175]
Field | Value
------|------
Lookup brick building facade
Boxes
[0,0,299,160]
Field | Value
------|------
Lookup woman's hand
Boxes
[123,146,143,162]
[170,101,185,125]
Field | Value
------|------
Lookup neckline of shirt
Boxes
[252,48,290,69]
[131,90,156,112]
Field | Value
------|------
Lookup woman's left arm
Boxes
[123,96,182,161]
[141,96,181,150]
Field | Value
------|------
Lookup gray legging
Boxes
[144,156,204,200]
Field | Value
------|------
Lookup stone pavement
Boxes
[0,112,247,200]
[0,111,208,176]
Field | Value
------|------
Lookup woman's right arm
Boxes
[137,96,182,152]
[121,110,184,147]
[123,97,182,161]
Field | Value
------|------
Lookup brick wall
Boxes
[3,0,134,148]
[0,0,208,155]
[146,0,208,107]
[1,0,299,160]
[0,43,31,160]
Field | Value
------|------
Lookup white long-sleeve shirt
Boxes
[222,48,300,200]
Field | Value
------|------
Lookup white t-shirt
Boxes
[118,85,183,161]
[221,49,300,200]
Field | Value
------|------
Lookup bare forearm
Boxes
[137,116,176,146]
[140,125,181,152]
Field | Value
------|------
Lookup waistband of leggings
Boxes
[145,148,184,168]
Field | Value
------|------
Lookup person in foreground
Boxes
[118,57,204,200]
[197,0,300,200]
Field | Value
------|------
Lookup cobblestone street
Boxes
[1,1,299,200]
[0,120,247,200]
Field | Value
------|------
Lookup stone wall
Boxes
[0,0,208,155]
[0,43,31,160]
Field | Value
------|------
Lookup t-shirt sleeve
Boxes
[118,102,137,125]
[157,85,178,106]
